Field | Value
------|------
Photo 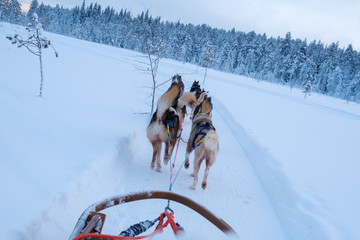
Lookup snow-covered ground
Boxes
[1,22,360,240]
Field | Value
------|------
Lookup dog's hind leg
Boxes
[150,141,157,170]
[202,155,215,190]
[202,164,210,190]
[184,141,193,169]
[163,140,170,165]
[191,159,202,190]
[191,151,204,190]
[151,141,162,172]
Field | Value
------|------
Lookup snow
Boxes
[1,21,360,240]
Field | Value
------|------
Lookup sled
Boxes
[69,191,238,239]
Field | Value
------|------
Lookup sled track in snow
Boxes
[212,97,330,240]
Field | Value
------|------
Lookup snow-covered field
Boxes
[1,21,360,240]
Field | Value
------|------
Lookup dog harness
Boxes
[191,123,214,149]
[166,118,177,127]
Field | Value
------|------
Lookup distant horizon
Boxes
[18,0,360,50]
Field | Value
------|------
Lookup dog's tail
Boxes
[156,88,179,119]
[204,130,219,153]
[178,92,197,109]
[178,91,208,111]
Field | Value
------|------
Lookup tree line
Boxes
[2,0,360,102]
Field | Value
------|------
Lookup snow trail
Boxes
[19,108,288,240]
[2,22,359,240]
[213,97,330,240]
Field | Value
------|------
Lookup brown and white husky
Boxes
[178,81,207,118]
[185,96,219,190]
[147,75,185,172]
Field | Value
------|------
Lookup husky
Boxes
[178,81,207,118]
[147,75,185,172]
[189,80,202,98]
[185,96,219,190]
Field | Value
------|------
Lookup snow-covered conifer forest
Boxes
[1,0,360,102]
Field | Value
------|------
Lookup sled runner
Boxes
[69,191,238,239]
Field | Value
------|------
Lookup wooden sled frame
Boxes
[69,191,238,239]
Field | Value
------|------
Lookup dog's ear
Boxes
[208,97,213,113]
[193,102,201,117]
[172,74,181,83]
[173,74,181,82]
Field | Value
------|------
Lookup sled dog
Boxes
[178,81,207,118]
[185,96,219,190]
[147,74,185,172]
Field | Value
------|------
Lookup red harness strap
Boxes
[72,211,182,240]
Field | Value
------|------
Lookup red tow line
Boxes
[72,211,182,240]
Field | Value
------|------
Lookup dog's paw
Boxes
[191,185,196,190]
[201,182,207,190]
[150,162,155,170]
[184,161,190,169]
[190,173,195,177]
[155,167,162,173]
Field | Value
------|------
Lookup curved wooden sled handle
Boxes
[69,191,238,239]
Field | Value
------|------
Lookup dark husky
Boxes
[185,96,219,190]
[190,80,202,98]
[147,75,185,172]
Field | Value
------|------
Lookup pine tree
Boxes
[79,0,86,24]
[260,39,276,80]
[328,66,344,97]
[218,42,232,72]
[278,33,293,83]
[27,0,38,21]
[299,58,316,86]
[317,43,340,93]
[341,44,356,82]
[0,0,22,23]
[346,72,360,102]
[200,41,214,85]
[0,0,10,20]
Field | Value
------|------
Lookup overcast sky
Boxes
[20,0,360,50]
